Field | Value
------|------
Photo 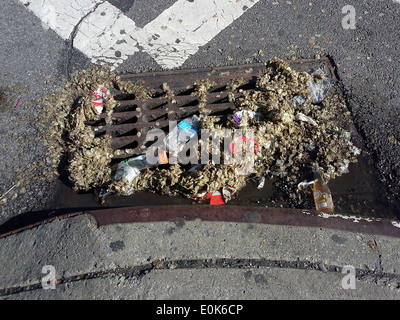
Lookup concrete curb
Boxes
[1,213,400,299]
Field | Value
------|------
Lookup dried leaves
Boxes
[40,65,153,191]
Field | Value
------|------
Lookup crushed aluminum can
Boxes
[91,87,111,114]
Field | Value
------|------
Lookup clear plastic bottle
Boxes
[164,115,200,152]
[312,166,334,212]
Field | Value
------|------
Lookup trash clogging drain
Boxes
[40,59,360,210]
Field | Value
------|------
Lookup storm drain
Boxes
[52,57,398,219]
[1,58,399,239]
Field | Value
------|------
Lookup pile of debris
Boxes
[41,59,360,210]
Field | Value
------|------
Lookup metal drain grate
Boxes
[94,91,242,157]
[89,58,337,159]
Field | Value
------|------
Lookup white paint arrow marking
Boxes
[20,0,260,70]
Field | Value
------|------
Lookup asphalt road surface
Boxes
[0,0,399,300]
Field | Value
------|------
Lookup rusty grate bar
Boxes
[93,92,241,155]
[88,58,337,159]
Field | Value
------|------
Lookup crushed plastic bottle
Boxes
[312,165,334,212]
[123,155,153,171]
[164,115,200,152]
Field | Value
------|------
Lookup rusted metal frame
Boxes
[89,205,400,238]
[1,205,399,239]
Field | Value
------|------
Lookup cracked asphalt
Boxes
[0,0,399,300]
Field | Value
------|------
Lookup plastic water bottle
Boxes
[164,115,200,152]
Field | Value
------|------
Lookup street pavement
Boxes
[1,214,400,299]
[0,0,399,300]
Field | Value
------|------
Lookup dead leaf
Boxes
[367,240,379,251]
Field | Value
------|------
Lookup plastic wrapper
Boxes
[112,155,153,196]
[298,181,315,189]
[232,110,260,124]
[351,146,361,156]
[295,113,318,126]
[305,141,315,151]
[230,136,259,156]
[203,191,225,205]
[292,95,306,108]
[309,69,333,104]
[257,176,266,189]
[222,186,236,203]
[158,150,169,164]
[188,164,203,172]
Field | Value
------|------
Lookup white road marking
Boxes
[19,0,260,70]
[74,1,140,67]
[23,0,102,39]
[129,0,259,69]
